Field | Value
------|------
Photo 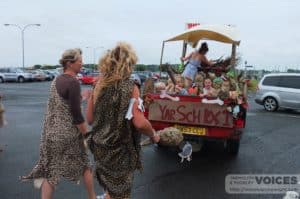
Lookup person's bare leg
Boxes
[83,168,96,199]
[184,78,192,88]
[41,180,54,199]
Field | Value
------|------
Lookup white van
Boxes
[255,73,300,111]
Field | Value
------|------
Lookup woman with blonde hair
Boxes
[86,42,160,199]
[22,48,96,199]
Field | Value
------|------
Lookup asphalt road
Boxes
[1,81,300,199]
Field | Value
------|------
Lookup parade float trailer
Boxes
[144,24,247,155]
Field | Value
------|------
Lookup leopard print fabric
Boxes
[91,79,142,199]
[22,79,90,186]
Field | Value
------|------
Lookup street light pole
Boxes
[244,60,247,78]
[86,46,103,71]
[4,23,41,68]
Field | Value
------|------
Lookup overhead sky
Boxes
[0,0,299,70]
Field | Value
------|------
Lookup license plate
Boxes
[174,124,206,136]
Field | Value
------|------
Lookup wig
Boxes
[93,42,138,101]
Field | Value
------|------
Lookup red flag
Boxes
[186,23,200,29]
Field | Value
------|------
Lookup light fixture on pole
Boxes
[4,23,41,68]
[244,60,248,78]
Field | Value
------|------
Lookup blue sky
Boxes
[0,0,299,70]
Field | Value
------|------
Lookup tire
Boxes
[225,139,240,156]
[18,76,25,83]
[263,97,278,112]
[0,77,4,83]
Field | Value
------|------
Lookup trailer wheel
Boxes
[225,139,240,156]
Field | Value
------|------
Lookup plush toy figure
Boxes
[175,76,188,95]
[154,81,166,93]
[188,83,198,95]
[165,78,175,94]
[178,142,192,163]
[218,80,231,100]
[194,73,205,94]
[208,72,216,81]
[212,77,223,95]
[199,78,217,98]
[140,127,184,147]
[226,91,244,118]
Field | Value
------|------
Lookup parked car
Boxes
[42,70,55,80]
[130,73,141,86]
[47,69,60,78]
[30,70,46,81]
[133,71,153,85]
[255,73,300,111]
[0,67,33,83]
[0,73,4,83]
[77,72,99,85]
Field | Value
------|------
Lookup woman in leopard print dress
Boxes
[86,42,160,199]
[22,49,96,199]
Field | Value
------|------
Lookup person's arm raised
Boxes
[181,52,193,62]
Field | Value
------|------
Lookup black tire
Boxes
[263,97,278,112]
[18,76,25,83]
[0,77,4,83]
[225,139,240,156]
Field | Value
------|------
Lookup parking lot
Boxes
[1,81,300,199]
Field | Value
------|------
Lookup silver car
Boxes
[0,67,33,83]
[255,73,300,111]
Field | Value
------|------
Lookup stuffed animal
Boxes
[140,127,184,147]
[194,73,205,94]
[212,77,223,96]
[218,80,231,100]
[199,78,217,98]
[188,83,198,95]
[178,142,192,163]
[154,82,166,93]
[208,72,216,81]
[175,76,188,95]
[165,78,175,94]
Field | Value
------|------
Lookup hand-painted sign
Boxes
[149,99,233,128]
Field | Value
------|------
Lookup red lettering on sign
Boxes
[192,109,201,123]
[177,105,186,121]
[222,110,231,126]
[204,109,221,125]
[149,100,233,128]
[159,105,167,120]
